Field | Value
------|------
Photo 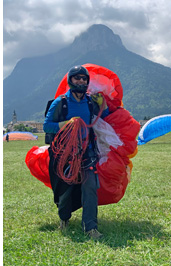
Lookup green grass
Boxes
[3,133,171,265]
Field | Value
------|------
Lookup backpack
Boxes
[44,94,94,144]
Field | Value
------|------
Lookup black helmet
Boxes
[67,65,90,93]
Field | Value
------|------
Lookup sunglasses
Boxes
[73,75,88,81]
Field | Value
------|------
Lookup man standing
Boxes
[43,65,109,239]
[6,133,9,142]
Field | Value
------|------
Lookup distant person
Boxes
[6,133,9,142]
[43,65,109,240]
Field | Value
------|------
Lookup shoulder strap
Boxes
[44,95,68,144]
[85,94,94,122]
[53,95,68,122]
[45,99,54,117]
[45,95,68,121]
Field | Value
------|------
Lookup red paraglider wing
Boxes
[97,150,128,205]
[25,146,51,188]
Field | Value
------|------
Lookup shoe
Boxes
[60,219,69,230]
[86,229,103,240]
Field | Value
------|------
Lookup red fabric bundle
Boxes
[25,63,140,205]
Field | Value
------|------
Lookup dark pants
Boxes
[58,167,99,232]
[49,147,99,232]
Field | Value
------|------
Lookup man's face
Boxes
[71,74,88,85]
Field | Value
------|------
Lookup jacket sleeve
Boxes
[43,98,62,134]
[101,107,109,118]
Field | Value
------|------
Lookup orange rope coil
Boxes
[51,118,89,184]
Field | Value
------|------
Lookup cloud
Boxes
[3,0,171,78]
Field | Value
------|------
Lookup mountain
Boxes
[3,24,171,125]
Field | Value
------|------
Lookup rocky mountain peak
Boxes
[71,24,125,53]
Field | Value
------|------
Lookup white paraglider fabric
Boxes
[92,116,123,165]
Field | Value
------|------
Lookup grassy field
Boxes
[3,133,171,265]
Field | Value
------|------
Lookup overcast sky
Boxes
[3,0,171,78]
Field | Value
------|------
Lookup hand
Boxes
[91,93,103,106]
[59,121,68,129]
[69,117,80,122]
[91,93,107,110]
[59,117,80,129]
